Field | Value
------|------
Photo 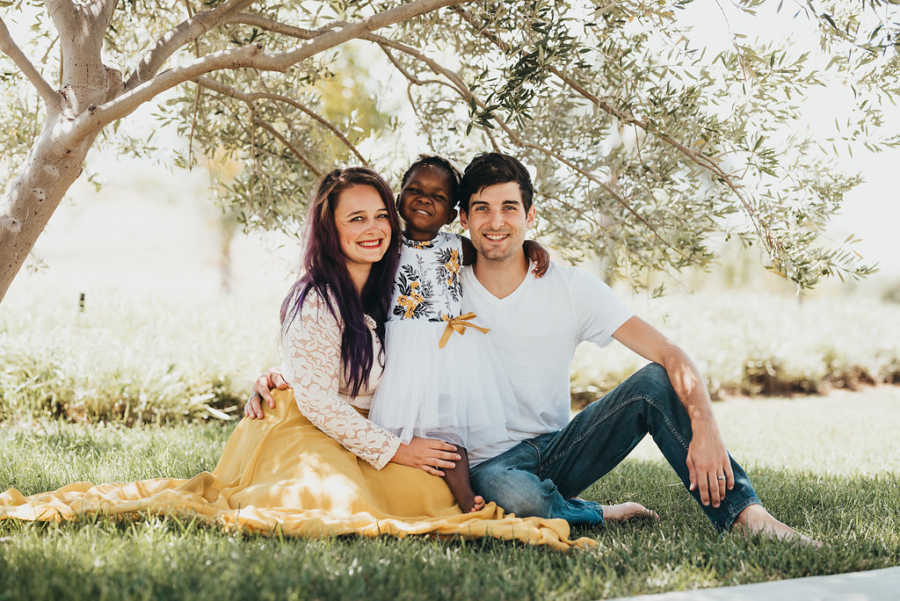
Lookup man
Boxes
[249,153,811,540]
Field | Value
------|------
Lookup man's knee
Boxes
[632,362,677,401]
[638,361,671,386]
[472,466,553,518]
[599,363,681,422]
[627,363,694,430]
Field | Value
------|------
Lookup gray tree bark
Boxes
[0,0,468,302]
[1,0,118,300]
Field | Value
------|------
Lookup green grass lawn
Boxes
[1,390,899,600]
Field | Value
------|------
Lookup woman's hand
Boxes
[243,369,290,419]
[391,437,462,477]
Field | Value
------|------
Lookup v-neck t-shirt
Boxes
[460,261,632,462]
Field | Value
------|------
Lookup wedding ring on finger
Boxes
[717,475,726,481]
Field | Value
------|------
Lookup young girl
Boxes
[369,156,548,513]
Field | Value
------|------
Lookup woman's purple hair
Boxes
[281,167,401,397]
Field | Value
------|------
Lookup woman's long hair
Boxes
[280,168,401,397]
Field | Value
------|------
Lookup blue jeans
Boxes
[470,363,760,532]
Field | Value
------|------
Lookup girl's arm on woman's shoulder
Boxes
[282,290,401,470]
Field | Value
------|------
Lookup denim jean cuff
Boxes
[564,497,605,527]
[719,496,762,533]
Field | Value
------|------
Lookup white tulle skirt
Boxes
[369,319,510,451]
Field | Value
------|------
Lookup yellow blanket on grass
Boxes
[0,390,594,551]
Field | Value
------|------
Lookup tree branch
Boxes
[185,0,203,170]
[222,0,472,69]
[71,44,264,140]
[379,45,461,151]
[39,35,59,66]
[379,44,456,91]
[71,0,472,142]
[451,6,766,249]
[713,0,749,83]
[365,34,471,94]
[124,0,258,91]
[93,0,120,27]
[257,81,368,166]
[484,128,502,153]
[253,118,322,177]
[127,0,471,93]
[0,18,60,109]
[222,12,318,39]
[195,75,368,165]
[368,32,684,258]
[380,44,466,152]
[404,81,437,150]
[802,0,884,57]
[46,0,77,32]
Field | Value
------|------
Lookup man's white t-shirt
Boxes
[460,262,632,465]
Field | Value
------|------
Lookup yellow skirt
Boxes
[0,390,594,551]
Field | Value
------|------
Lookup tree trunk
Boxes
[0,122,97,300]
[0,1,117,301]
[1,0,467,301]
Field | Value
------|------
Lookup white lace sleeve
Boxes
[281,290,401,469]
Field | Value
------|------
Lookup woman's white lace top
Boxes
[281,289,400,469]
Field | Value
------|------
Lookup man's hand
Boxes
[243,369,290,419]
[613,316,734,508]
[391,437,462,477]
[686,422,734,507]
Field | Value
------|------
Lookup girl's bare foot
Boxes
[732,504,821,546]
[601,501,659,522]
[458,494,485,513]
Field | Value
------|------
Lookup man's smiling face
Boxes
[459,181,535,263]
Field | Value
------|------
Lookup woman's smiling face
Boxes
[334,184,392,267]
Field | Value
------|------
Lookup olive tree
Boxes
[1,0,897,301]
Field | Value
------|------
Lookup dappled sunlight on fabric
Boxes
[1,390,595,551]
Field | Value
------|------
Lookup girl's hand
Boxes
[524,240,550,277]
[391,437,462,477]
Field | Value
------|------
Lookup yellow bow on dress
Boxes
[438,312,490,349]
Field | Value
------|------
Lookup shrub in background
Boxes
[2,286,899,422]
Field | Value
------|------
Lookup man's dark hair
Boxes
[458,152,534,212]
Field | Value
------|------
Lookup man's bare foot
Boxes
[732,503,821,546]
[601,501,659,522]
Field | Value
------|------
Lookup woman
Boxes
[0,168,591,550]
